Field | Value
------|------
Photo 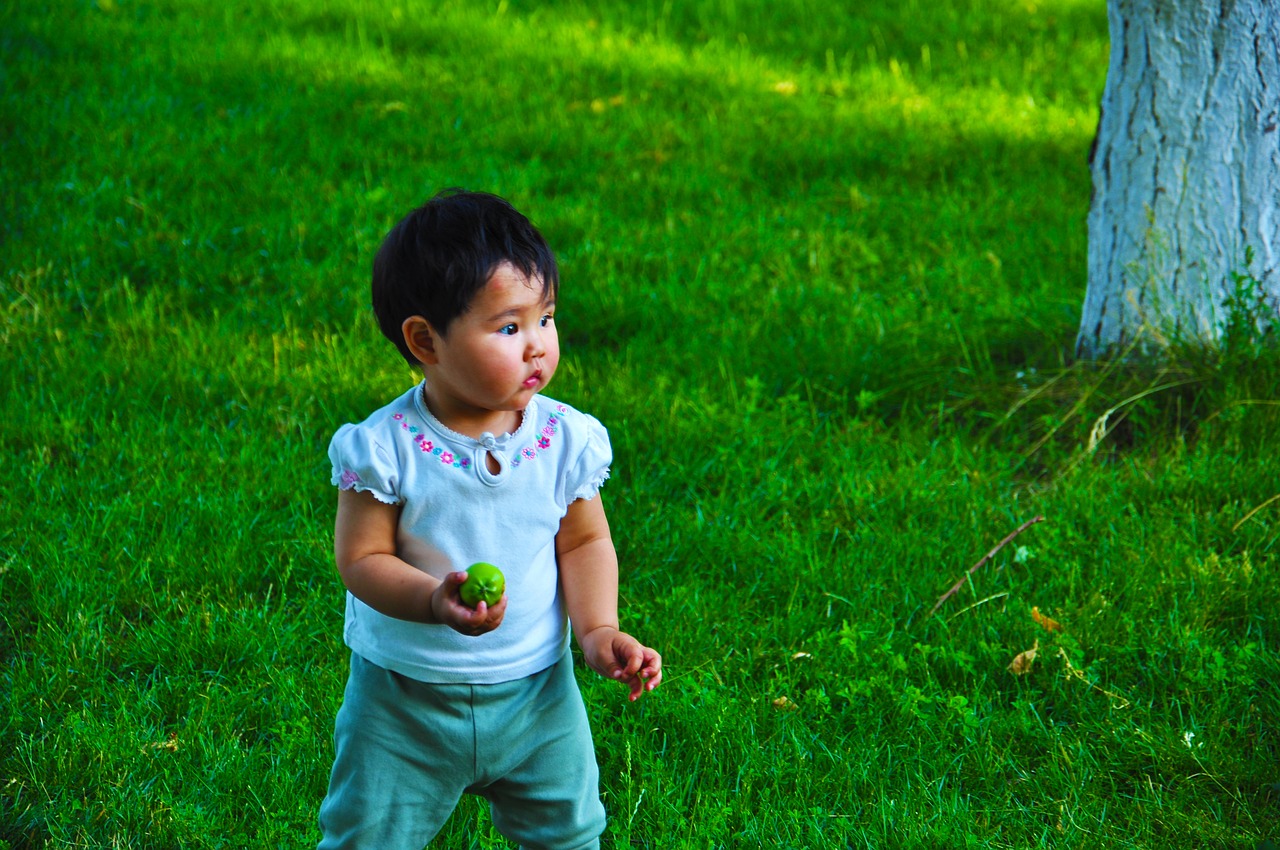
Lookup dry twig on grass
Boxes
[929,515,1045,617]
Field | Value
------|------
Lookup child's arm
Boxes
[557,495,662,701]
[334,488,506,635]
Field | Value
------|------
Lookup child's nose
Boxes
[527,329,547,359]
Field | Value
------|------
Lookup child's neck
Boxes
[421,385,523,440]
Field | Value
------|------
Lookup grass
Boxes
[3,0,1278,847]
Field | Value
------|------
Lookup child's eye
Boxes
[540,314,554,327]
[498,323,518,335]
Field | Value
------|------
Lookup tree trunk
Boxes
[1077,0,1280,359]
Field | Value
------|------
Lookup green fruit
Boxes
[459,562,505,608]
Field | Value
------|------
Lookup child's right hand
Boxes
[430,571,507,636]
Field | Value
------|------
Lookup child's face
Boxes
[422,262,559,428]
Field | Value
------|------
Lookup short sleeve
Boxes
[568,414,612,502]
[328,423,402,505]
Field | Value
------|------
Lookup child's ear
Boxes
[402,316,440,365]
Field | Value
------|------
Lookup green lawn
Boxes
[3,1,1278,847]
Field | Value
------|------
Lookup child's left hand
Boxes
[580,627,662,702]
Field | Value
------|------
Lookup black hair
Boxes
[371,189,560,365]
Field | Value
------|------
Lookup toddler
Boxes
[317,189,662,849]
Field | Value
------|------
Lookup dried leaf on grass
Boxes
[1031,606,1063,633]
[771,696,799,711]
[1007,639,1040,675]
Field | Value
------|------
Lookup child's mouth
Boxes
[523,371,542,389]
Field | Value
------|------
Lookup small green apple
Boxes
[459,562,505,608]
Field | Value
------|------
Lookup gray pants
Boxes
[317,650,606,850]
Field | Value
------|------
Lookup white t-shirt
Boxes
[327,381,612,684]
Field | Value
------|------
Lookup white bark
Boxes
[1077,0,1280,358]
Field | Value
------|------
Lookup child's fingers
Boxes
[629,649,661,699]
[618,647,662,701]
[616,646,644,677]
[445,584,506,636]
[625,671,659,701]
[641,646,661,669]
[627,645,660,678]
[590,632,660,700]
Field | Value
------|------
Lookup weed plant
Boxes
[2,1,1277,848]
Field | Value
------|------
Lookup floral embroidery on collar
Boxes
[511,405,567,468]
[389,403,568,472]
[392,412,472,469]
